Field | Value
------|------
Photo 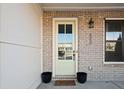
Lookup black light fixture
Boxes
[88,18,94,29]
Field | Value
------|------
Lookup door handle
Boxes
[73,50,78,54]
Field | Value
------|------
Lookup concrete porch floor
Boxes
[38,81,124,89]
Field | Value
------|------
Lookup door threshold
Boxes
[52,78,76,80]
[52,75,76,80]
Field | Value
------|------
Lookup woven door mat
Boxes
[54,80,76,86]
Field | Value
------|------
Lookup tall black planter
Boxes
[77,72,87,83]
[41,72,52,83]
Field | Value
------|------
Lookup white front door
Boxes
[53,18,78,77]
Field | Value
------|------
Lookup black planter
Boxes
[77,72,87,83]
[41,72,52,83]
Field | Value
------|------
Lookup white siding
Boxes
[0,4,42,89]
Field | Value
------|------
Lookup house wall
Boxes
[43,10,124,81]
[0,4,42,88]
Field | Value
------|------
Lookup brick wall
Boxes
[43,9,124,81]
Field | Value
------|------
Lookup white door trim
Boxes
[52,18,78,78]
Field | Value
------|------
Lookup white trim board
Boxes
[42,7,124,11]
[105,18,124,20]
[40,13,43,73]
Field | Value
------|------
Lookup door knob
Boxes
[73,50,78,54]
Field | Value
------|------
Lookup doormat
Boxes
[54,80,76,86]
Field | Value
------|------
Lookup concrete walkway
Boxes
[38,81,124,89]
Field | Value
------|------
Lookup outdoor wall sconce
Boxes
[88,18,94,28]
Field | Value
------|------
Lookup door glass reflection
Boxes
[58,24,65,60]
[66,43,73,60]
[106,32,122,40]
[66,24,73,60]
[66,24,72,34]
[58,47,65,60]
[58,24,74,61]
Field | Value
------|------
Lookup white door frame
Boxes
[52,18,78,78]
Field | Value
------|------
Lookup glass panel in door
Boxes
[65,24,73,60]
[58,24,74,61]
[58,24,66,60]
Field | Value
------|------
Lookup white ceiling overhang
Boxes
[40,3,124,11]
